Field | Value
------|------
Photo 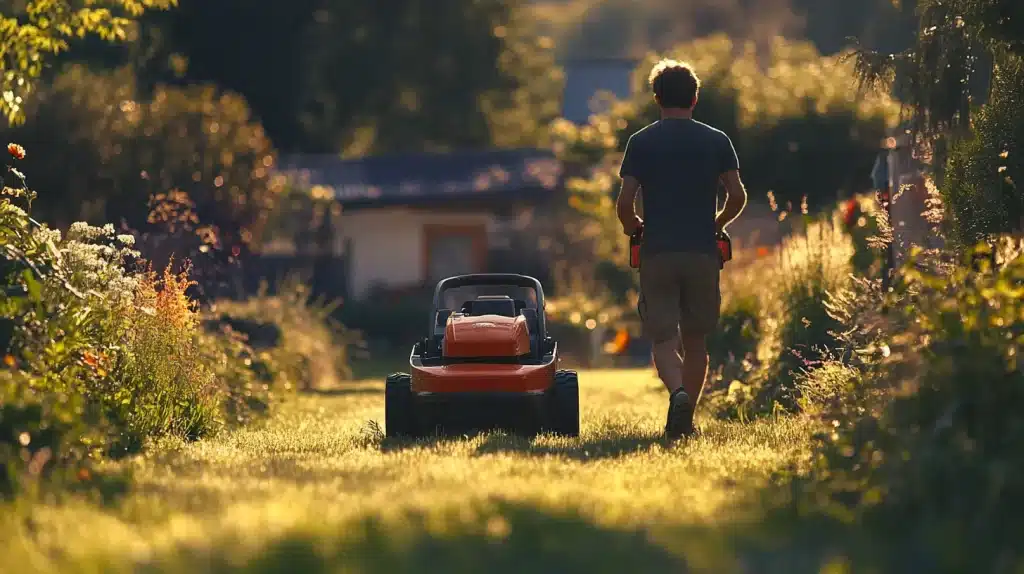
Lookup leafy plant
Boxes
[0,143,276,496]
[0,0,177,124]
[776,243,1024,571]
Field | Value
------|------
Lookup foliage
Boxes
[117,0,563,155]
[942,53,1023,245]
[852,0,1024,139]
[706,293,761,393]
[0,148,277,496]
[211,276,358,393]
[0,0,176,124]
[840,194,887,276]
[765,244,1024,571]
[1,64,284,257]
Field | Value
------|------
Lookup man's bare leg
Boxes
[651,335,684,394]
[679,334,709,407]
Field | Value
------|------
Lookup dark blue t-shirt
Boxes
[618,118,739,255]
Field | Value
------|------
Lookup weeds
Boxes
[0,144,319,497]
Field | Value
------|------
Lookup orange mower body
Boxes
[384,274,579,438]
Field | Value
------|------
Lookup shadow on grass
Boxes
[473,431,668,461]
[215,501,690,574]
[376,430,670,461]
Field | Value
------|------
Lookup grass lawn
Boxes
[3,369,822,573]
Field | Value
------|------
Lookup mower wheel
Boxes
[385,373,417,438]
[546,369,580,437]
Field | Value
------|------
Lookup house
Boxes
[273,148,564,300]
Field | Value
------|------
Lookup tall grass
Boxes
[705,210,856,420]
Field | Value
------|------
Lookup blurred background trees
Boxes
[98,0,563,155]
[528,0,918,59]
[4,65,280,247]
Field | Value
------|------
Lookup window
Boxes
[423,224,486,283]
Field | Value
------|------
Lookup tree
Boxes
[0,0,176,124]
[852,0,1024,242]
[119,0,563,155]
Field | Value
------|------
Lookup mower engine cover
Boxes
[442,314,531,359]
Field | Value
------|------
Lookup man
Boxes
[616,59,748,439]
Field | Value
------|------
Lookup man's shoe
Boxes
[665,388,695,439]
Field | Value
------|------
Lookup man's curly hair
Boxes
[648,59,701,109]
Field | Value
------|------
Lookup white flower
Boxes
[68,222,103,241]
[31,226,61,245]
[116,234,136,247]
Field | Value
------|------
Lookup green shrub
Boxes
[0,375,106,498]
[198,322,277,426]
[942,54,1024,246]
[212,276,357,392]
[2,65,283,252]
[763,215,855,407]
[777,244,1024,571]
[706,293,761,392]
[104,264,223,452]
[0,145,273,495]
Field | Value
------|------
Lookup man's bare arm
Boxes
[616,175,643,234]
[716,169,747,232]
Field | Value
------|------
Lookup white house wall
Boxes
[341,208,497,299]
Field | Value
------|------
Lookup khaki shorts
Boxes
[638,251,721,343]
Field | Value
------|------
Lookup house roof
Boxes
[561,58,637,124]
[278,147,563,208]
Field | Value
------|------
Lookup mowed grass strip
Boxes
[4,370,818,574]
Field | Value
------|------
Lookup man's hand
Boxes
[623,214,643,236]
[616,175,642,235]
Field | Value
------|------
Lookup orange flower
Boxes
[2,354,15,368]
[77,468,91,481]
[756,246,770,258]
[7,143,25,160]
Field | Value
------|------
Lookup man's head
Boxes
[648,59,700,111]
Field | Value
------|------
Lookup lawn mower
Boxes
[384,273,579,439]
